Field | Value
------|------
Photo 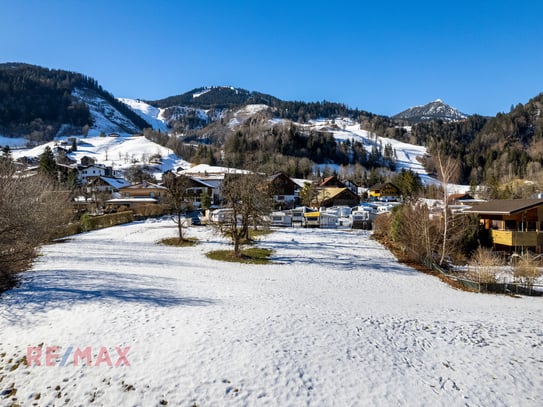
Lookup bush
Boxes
[468,247,503,284]
[80,211,134,232]
[513,252,541,288]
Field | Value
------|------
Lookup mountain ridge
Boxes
[392,99,468,123]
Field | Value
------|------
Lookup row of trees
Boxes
[163,171,272,257]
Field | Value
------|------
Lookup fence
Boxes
[423,258,543,296]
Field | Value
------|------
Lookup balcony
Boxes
[491,230,540,247]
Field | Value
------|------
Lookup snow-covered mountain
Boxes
[392,99,468,123]
[118,98,170,132]
[72,88,144,136]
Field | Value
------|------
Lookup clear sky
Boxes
[1,0,542,116]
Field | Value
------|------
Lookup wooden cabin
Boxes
[465,198,543,253]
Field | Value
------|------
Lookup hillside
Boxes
[145,86,281,110]
[0,63,150,142]
[4,62,543,196]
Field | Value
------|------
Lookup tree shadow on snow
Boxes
[0,268,216,324]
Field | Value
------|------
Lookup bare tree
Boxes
[217,173,273,256]
[436,152,460,265]
[163,172,194,242]
[0,159,71,291]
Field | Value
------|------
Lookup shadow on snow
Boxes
[0,268,216,324]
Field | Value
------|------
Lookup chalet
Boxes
[368,182,401,201]
[465,198,543,253]
[266,172,300,209]
[86,177,130,194]
[315,187,359,208]
[119,181,168,200]
[77,164,123,184]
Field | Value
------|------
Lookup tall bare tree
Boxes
[436,152,460,265]
[163,172,194,242]
[217,173,273,256]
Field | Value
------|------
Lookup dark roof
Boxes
[464,199,543,215]
[369,182,399,191]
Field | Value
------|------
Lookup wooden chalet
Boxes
[118,181,168,200]
[465,198,543,253]
[368,182,401,200]
[315,187,359,208]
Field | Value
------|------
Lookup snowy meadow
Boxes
[0,220,541,406]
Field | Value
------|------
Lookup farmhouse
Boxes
[465,198,543,253]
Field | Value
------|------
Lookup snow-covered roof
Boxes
[97,177,131,189]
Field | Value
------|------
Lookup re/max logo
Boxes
[26,346,130,367]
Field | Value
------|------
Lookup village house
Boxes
[314,187,360,208]
[77,164,123,185]
[266,172,300,209]
[465,198,543,253]
[318,175,346,188]
[86,176,130,194]
[368,182,401,201]
[118,181,168,200]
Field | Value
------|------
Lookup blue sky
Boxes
[1,0,542,116]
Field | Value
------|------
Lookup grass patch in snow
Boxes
[206,248,273,264]
[159,237,198,247]
[248,228,273,239]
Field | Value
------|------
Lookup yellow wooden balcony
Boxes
[491,230,539,247]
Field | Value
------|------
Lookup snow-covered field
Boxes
[1,221,541,406]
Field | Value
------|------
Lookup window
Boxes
[504,220,517,231]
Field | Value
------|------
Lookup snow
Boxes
[72,89,140,136]
[228,104,269,128]
[181,163,252,176]
[193,88,212,98]
[119,98,169,132]
[308,118,431,179]
[11,134,191,179]
[1,220,541,406]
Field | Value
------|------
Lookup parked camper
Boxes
[351,209,372,230]
[209,208,234,223]
[303,211,338,228]
[291,206,315,227]
[325,206,352,228]
[271,211,293,227]
[303,211,320,228]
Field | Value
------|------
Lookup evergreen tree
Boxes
[39,146,57,178]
